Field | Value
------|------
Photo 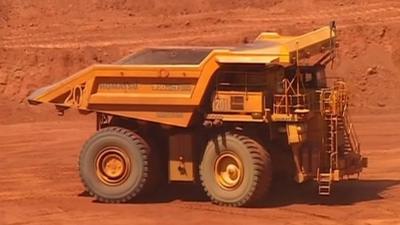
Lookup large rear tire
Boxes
[200,132,272,207]
[79,126,156,203]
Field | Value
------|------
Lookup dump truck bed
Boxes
[118,48,215,65]
[28,26,335,127]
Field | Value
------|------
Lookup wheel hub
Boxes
[96,147,131,186]
[214,152,243,190]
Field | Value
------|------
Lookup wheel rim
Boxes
[96,147,131,186]
[214,152,244,190]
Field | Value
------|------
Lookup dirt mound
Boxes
[1,0,400,123]
[1,2,400,224]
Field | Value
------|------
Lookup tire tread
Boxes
[200,132,272,207]
[79,126,153,203]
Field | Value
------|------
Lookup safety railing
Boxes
[273,94,310,114]
[342,106,361,154]
[273,78,311,115]
[319,80,361,156]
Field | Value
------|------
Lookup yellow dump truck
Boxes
[28,22,367,206]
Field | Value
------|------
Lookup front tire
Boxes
[79,126,155,203]
[200,132,272,207]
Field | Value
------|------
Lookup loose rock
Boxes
[366,66,378,75]
[377,102,386,107]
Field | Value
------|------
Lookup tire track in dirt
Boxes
[173,202,337,224]
[2,17,399,50]
[2,2,399,49]
[0,116,399,225]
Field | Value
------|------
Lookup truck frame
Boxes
[28,22,367,207]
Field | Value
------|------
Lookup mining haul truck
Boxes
[28,22,367,207]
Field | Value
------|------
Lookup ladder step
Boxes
[319,182,330,187]
[319,186,331,195]
[318,173,332,195]
[319,177,331,181]
[319,191,330,195]
[319,173,331,180]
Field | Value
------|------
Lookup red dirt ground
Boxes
[0,0,400,224]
